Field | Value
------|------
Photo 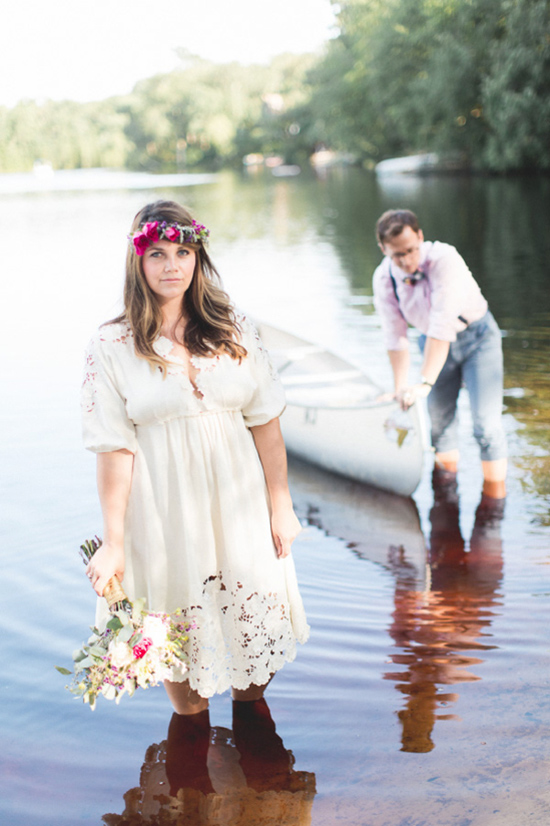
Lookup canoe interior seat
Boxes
[282,369,364,386]
[284,378,379,408]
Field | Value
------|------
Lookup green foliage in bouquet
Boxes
[57,599,192,710]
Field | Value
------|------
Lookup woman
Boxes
[373,209,507,502]
[82,200,309,715]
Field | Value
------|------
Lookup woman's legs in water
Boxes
[232,675,273,702]
[164,677,273,710]
[164,679,209,714]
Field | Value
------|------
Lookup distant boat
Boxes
[271,164,301,177]
[32,160,54,178]
[375,153,440,175]
[257,322,426,497]
[375,152,469,176]
[310,149,356,168]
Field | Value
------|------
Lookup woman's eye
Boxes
[178,248,189,256]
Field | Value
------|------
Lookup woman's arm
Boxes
[250,418,301,559]
[86,448,134,596]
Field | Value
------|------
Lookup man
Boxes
[373,209,507,501]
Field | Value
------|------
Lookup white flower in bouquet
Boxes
[108,639,134,670]
[142,614,169,648]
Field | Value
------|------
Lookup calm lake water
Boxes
[1,167,549,825]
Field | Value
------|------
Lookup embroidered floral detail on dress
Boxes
[238,313,279,382]
[153,338,225,407]
[153,336,179,362]
[81,350,98,413]
[169,571,304,697]
[81,323,134,413]
[98,321,133,346]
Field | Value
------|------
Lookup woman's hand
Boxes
[396,382,431,411]
[86,541,125,597]
[271,505,302,559]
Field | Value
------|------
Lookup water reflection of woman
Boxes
[81,200,309,715]
[386,472,504,752]
[102,698,316,826]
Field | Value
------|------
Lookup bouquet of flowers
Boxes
[56,537,192,710]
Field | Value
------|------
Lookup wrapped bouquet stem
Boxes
[56,537,193,710]
[79,536,130,613]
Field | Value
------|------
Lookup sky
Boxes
[0,0,338,108]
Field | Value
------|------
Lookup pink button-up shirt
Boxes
[373,241,488,350]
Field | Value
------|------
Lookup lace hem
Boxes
[166,572,309,697]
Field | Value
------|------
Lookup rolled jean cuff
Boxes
[478,439,507,463]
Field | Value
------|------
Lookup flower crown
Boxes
[129,219,210,256]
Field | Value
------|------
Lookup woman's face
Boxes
[141,240,196,306]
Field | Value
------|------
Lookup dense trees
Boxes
[1,0,548,174]
[308,0,550,170]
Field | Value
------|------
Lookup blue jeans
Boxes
[418,312,507,462]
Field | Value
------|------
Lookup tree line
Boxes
[2,0,549,175]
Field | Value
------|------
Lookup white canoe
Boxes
[257,322,426,497]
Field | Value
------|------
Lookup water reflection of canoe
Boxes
[289,455,427,587]
[257,322,426,497]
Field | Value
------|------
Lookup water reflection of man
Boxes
[385,472,504,753]
[102,698,316,825]
[372,209,507,509]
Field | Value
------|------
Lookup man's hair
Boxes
[376,209,420,244]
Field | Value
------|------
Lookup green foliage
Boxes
[1,5,548,174]
[0,51,316,173]
[482,0,550,170]
[307,0,550,171]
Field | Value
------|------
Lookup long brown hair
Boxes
[111,200,246,375]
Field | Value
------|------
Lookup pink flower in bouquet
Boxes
[133,637,153,659]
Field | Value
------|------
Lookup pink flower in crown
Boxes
[142,221,160,242]
[133,637,153,659]
[133,233,151,256]
[164,225,181,243]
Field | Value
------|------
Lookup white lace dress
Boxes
[81,315,309,697]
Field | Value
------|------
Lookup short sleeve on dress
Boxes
[239,317,286,427]
[81,335,138,454]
